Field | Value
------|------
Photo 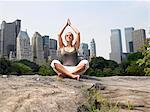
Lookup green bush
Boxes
[84,67,95,76]
[0,58,11,75]
[17,59,39,72]
[95,69,104,77]
[11,62,32,75]
[112,67,124,76]
[126,64,144,76]
[127,52,143,64]
[137,38,150,75]
[103,68,113,76]
[38,65,55,76]
[86,57,121,77]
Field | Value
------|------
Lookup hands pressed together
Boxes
[67,18,71,26]
[65,18,71,27]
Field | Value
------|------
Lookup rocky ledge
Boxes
[0,75,150,112]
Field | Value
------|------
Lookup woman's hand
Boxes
[67,18,80,49]
[64,19,68,27]
[67,18,71,26]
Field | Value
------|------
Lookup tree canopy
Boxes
[137,38,150,75]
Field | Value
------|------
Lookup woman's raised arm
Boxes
[58,21,68,48]
[68,19,80,49]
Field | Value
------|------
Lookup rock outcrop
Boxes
[0,75,150,112]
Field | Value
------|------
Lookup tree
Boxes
[0,58,11,75]
[137,38,150,75]
[38,65,55,76]
[106,60,118,70]
[18,59,39,72]
[122,52,144,76]
[84,67,95,76]
[119,60,129,73]
[102,68,113,76]
[90,57,106,70]
[126,64,144,76]
[11,62,32,75]
[112,67,124,75]
[127,52,143,64]
[87,57,121,76]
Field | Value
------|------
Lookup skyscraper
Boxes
[109,29,122,63]
[16,31,32,61]
[43,35,50,47]
[42,35,50,61]
[132,29,146,52]
[0,20,21,58]
[0,29,1,57]
[125,27,134,53]
[49,38,57,60]
[49,38,57,49]
[90,38,96,58]
[32,32,44,65]
[78,43,89,60]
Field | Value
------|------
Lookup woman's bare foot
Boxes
[58,73,80,80]
[73,75,80,81]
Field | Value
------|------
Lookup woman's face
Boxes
[65,32,74,42]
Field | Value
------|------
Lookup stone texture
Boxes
[0,75,150,112]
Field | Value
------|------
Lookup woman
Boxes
[51,19,89,80]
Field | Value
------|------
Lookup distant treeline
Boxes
[85,52,145,76]
[85,38,150,76]
[0,39,149,76]
[0,51,148,76]
[0,58,55,76]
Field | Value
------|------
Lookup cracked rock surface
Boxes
[0,75,150,112]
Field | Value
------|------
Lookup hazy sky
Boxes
[0,1,150,59]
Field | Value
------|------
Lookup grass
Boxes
[79,85,136,112]
[86,89,119,112]
[78,85,120,112]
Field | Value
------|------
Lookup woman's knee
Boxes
[79,60,89,70]
[51,60,61,68]
[54,63,61,68]
[80,63,87,70]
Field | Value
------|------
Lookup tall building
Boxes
[43,35,50,47]
[78,43,89,60]
[16,31,32,61]
[109,29,122,63]
[125,27,134,53]
[0,20,21,58]
[0,29,1,57]
[42,35,50,61]
[132,29,146,52]
[32,32,44,65]
[49,38,57,49]
[49,38,57,60]
[90,38,96,58]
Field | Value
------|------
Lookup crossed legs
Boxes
[72,60,89,75]
[54,63,80,80]
[51,60,89,80]
[71,64,86,75]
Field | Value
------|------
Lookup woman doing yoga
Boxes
[51,19,89,80]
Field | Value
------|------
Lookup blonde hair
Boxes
[65,32,74,39]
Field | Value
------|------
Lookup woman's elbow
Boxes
[77,32,80,35]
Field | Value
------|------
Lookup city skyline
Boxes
[0,1,149,59]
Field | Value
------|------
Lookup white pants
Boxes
[51,59,89,75]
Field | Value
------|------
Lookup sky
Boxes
[0,0,150,59]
